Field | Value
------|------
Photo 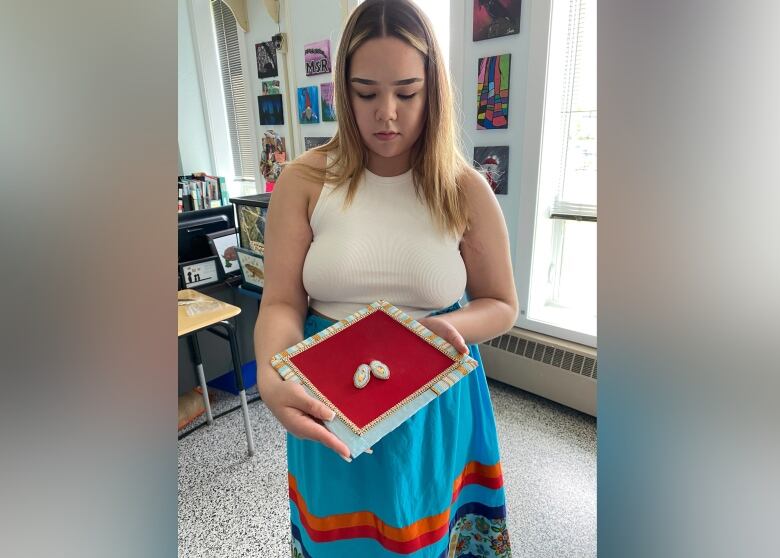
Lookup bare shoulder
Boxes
[286,149,327,176]
[459,166,500,222]
[283,150,326,184]
[276,150,327,216]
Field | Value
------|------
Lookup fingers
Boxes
[287,382,336,422]
[440,322,469,355]
[420,317,470,355]
[293,417,352,459]
[279,385,350,459]
[455,335,470,355]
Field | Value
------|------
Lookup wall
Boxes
[178,0,214,175]
[244,0,356,189]
[450,0,533,287]
[179,0,536,205]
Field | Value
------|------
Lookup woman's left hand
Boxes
[417,316,469,355]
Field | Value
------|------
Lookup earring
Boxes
[353,364,371,389]
[369,360,390,380]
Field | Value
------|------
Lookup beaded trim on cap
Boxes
[270,300,479,437]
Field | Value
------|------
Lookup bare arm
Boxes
[420,168,519,347]
[254,153,351,459]
[254,159,311,400]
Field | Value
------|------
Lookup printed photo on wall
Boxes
[320,82,336,122]
[473,0,522,41]
[297,86,320,124]
[236,247,265,293]
[304,136,332,150]
[261,79,281,95]
[476,53,511,129]
[258,94,284,125]
[255,41,278,78]
[304,39,331,76]
[473,146,509,195]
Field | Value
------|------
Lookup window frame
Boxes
[516,0,597,348]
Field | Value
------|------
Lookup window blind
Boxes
[550,200,597,221]
[211,0,256,181]
[553,0,596,220]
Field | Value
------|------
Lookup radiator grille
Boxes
[485,333,596,380]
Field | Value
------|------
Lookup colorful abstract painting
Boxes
[297,86,320,124]
[476,54,510,129]
[258,94,284,125]
[304,39,331,76]
[473,0,522,41]
[255,41,278,78]
[473,146,509,195]
[320,82,336,122]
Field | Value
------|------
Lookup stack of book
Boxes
[178,173,229,212]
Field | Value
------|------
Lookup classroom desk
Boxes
[178,289,255,456]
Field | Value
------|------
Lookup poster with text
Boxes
[304,39,331,76]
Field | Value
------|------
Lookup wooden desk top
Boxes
[178,289,241,337]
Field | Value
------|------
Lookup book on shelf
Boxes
[178,173,227,213]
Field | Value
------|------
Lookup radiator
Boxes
[479,328,597,416]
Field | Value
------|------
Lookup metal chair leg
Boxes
[188,333,213,425]
[220,319,256,457]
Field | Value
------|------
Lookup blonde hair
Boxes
[293,0,470,237]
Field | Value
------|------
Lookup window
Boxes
[210,0,256,184]
[413,0,450,69]
[519,0,597,347]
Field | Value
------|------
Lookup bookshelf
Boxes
[178,173,230,212]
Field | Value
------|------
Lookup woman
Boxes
[255,1,518,556]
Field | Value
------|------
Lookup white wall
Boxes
[450,0,533,285]
[244,0,355,186]
[178,0,213,175]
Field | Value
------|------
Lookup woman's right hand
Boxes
[262,377,352,460]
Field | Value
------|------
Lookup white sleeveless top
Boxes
[302,166,467,320]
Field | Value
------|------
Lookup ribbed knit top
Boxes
[302,166,467,320]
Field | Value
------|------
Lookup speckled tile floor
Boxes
[178,379,596,557]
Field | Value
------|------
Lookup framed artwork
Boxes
[304,39,331,76]
[270,300,480,459]
[320,82,336,122]
[297,86,320,124]
[476,53,511,129]
[304,136,331,150]
[256,41,278,78]
[261,79,281,95]
[236,247,265,292]
[473,0,522,42]
[260,130,286,182]
[258,94,284,125]
[206,228,241,276]
[179,256,221,289]
[473,146,509,195]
